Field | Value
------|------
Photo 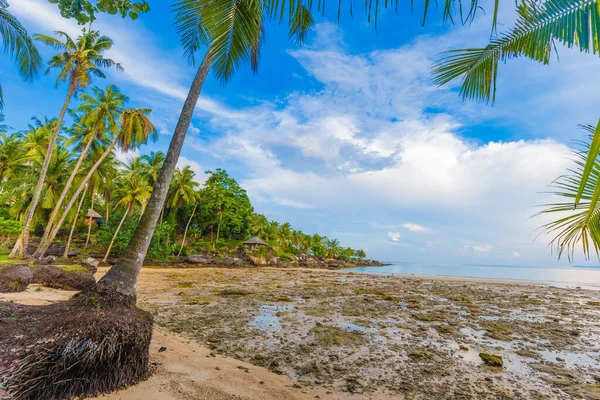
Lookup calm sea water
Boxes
[347,263,600,290]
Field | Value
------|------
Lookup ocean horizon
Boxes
[349,262,600,289]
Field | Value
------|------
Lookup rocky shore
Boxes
[173,252,388,269]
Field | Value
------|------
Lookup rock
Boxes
[0,264,32,293]
[32,265,96,291]
[80,257,100,273]
[479,353,503,367]
[184,255,213,264]
[34,256,56,265]
[408,350,434,360]
[27,242,79,258]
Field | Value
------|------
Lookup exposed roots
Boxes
[0,296,153,399]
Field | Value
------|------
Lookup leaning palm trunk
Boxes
[85,187,96,249]
[33,130,97,258]
[35,135,120,257]
[103,204,132,262]
[63,185,87,258]
[178,202,197,256]
[10,80,76,259]
[97,51,213,303]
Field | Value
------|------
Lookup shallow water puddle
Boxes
[538,349,600,369]
[251,304,294,332]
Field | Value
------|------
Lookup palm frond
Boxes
[0,6,42,107]
[433,0,600,103]
[289,3,315,46]
[199,0,263,83]
[539,124,600,261]
[174,0,210,65]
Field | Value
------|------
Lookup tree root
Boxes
[0,296,153,399]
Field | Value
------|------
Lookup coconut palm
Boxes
[33,85,127,257]
[141,151,165,186]
[63,184,88,258]
[35,108,157,257]
[166,166,200,255]
[249,213,269,238]
[0,130,26,183]
[0,1,42,110]
[10,28,122,258]
[103,174,152,262]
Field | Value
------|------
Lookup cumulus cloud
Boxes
[388,232,401,242]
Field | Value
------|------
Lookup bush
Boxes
[97,213,175,261]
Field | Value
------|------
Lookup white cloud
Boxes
[457,245,493,257]
[177,156,204,183]
[387,232,401,242]
[402,223,430,233]
[512,251,521,258]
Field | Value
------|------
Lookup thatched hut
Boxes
[85,209,102,225]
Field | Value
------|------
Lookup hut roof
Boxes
[242,237,268,246]
[86,209,102,219]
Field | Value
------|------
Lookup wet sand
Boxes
[3,266,600,399]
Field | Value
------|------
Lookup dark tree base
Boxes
[0,296,153,399]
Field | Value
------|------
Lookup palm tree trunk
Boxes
[34,129,97,258]
[178,203,197,256]
[35,135,120,257]
[63,185,87,258]
[9,81,76,259]
[85,187,96,249]
[97,51,213,303]
[216,209,223,243]
[103,204,131,262]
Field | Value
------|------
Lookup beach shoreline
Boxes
[3,266,600,399]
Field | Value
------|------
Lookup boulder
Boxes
[80,257,100,273]
[184,254,213,264]
[32,266,96,291]
[0,264,33,293]
[34,256,57,265]
[248,255,268,266]
[479,353,503,367]
[27,242,80,258]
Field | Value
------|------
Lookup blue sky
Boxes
[2,0,600,266]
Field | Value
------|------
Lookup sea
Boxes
[347,263,600,290]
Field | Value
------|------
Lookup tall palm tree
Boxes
[0,130,26,183]
[0,1,42,110]
[93,0,316,302]
[33,85,127,257]
[10,28,122,258]
[433,0,600,257]
[63,184,88,258]
[325,238,340,259]
[35,108,157,257]
[166,166,200,255]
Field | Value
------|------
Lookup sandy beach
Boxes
[2,266,600,399]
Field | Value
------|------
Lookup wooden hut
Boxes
[85,209,102,225]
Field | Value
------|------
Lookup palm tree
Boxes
[10,28,122,258]
[33,85,127,257]
[63,184,88,258]
[166,166,200,255]
[103,174,152,262]
[0,130,26,184]
[92,0,316,302]
[0,1,42,110]
[325,238,341,259]
[249,213,269,239]
[141,151,165,186]
[34,108,157,257]
[279,222,292,247]
[433,0,600,257]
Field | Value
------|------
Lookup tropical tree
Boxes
[355,249,367,260]
[0,130,26,183]
[63,184,88,258]
[141,151,165,187]
[433,0,600,258]
[103,173,152,262]
[325,238,341,258]
[10,28,122,258]
[249,213,269,238]
[34,85,127,255]
[49,0,150,24]
[166,166,200,255]
[34,107,157,257]
[0,0,42,110]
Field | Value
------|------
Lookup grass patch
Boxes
[176,282,194,288]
